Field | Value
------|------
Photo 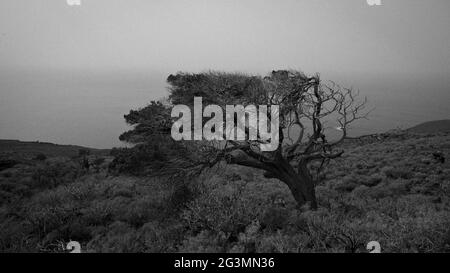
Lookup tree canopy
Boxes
[118,70,368,209]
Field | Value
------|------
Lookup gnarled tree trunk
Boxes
[228,150,318,210]
[265,158,318,210]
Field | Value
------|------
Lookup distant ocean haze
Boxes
[0,70,168,149]
[0,70,449,149]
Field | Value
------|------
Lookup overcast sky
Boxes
[1,0,449,75]
[0,0,449,147]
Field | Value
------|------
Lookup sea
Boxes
[1,70,449,149]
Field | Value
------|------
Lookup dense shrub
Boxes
[1,132,449,252]
[109,145,165,175]
[32,157,84,189]
[383,167,413,179]
[34,154,47,161]
[260,207,290,231]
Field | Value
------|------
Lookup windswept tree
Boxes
[119,70,368,210]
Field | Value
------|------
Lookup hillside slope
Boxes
[0,139,110,159]
[408,120,450,134]
[0,131,449,253]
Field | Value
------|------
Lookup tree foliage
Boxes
[118,70,368,209]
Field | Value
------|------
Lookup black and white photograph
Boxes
[0,0,449,259]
